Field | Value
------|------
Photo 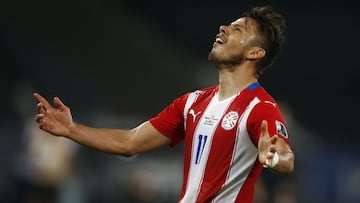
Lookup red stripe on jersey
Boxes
[178,88,216,201]
[235,160,263,202]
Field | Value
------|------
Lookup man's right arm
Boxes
[34,93,171,156]
[66,121,171,155]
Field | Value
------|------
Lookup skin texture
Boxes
[34,16,294,174]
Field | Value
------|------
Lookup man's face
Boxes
[209,17,259,65]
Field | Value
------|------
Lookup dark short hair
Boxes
[243,6,286,76]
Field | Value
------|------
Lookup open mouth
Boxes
[215,37,224,44]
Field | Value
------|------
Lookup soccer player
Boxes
[34,5,295,203]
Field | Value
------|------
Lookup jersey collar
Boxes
[247,82,260,91]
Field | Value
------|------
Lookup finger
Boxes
[35,114,45,123]
[261,120,269,137]
[33,93,53,110]
[270,135,278,144]
[265,158,270,166]
[37,103,46,113]
[268,145,276,153]
[265,155,274,166]
[267,151,275,159]
[39,123,48,131]
[53,96,66,109]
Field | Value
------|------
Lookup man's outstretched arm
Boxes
[258,120,295,174]
[33,93,171,156]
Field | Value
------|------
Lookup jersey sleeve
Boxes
[246,101,291,147]
[149,93,190,147]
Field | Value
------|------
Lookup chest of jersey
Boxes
[186,94,237,165]
[180,91,260,202]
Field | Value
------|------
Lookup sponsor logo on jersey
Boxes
[275,120,288,138]
[189,109,202,123]
[221,111,239,130]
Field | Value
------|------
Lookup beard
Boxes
[208,49,244,68]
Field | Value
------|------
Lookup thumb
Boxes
[53,97,66,109]
[261,120,268,136]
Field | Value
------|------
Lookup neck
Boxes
[217,63,258,101]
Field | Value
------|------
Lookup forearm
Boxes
[65,122,134,156]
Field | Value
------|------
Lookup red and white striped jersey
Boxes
[150,82,290,203]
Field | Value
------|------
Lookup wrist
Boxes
[65,122,78,138]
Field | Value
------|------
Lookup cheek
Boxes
[209,38,246,60]
[226,43,244,57]
[227,38,246,53]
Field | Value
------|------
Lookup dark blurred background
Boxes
[1,0,359,203]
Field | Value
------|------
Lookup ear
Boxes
[246,47,266,60]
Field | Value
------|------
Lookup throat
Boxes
[218,80,258,101]
[217,66,258,101]
[217,89,239,101]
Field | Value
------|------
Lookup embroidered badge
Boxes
[275,120,288,138]
[221,111,239,130]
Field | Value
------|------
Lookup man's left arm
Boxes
[258,120,295,174]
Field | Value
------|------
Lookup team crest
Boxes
[221,111,239,130]
[275,120,288,138]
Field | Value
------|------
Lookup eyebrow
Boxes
[230,23,245,30]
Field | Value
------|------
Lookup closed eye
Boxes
[230,23,243,32]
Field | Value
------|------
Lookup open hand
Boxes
[33,93,74,137]
[258,120,279,167]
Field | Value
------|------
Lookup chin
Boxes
[209,49,243,65]
[208,49,221,62]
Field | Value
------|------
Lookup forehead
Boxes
[231,17,258,31]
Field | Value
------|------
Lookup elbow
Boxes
[113,136,139,157]
[119,142,139,157]
[123,147,138,157]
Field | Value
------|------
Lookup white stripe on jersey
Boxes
[180,93,236,203]
[212,97,260,202]
[183,90,202,130]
